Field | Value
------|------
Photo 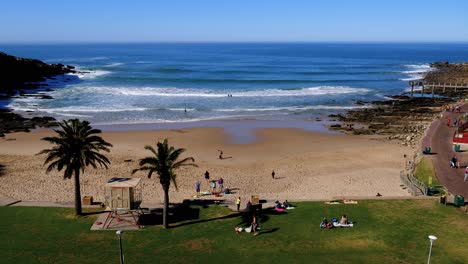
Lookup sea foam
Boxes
[85,85,370,98]
[400,64,433,81]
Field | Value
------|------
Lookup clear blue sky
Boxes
[1,0,467,43]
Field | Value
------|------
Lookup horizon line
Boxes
[2,40,468,45]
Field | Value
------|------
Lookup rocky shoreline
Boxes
[0,52,77,136]
[328,62,468,147]
[328,96,454,147]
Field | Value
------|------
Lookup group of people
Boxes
[445,104,461,113]
[234,214,258,236]
[320,214,349,229]
[195,170,226,195]
[447,118,461,127]
[275,200,293,209]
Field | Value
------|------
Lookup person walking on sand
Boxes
[218,149,223,159]
[272,170,275,179]
[236,197,241,211]
[447,119,451,127]
[464,167,468,181]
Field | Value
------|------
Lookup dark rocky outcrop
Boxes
[328,96,454,146]
[0,52,75,95]
[0,52,76,136]
[0,109,58,137]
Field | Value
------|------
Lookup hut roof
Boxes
[106,177,141,188]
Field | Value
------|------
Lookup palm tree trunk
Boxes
[163,185,169,228]
[74,167,82,216]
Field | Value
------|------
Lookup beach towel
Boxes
[333,222,354,227]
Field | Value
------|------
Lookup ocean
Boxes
[2,43,468,126]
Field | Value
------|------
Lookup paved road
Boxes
[429,106,468,197]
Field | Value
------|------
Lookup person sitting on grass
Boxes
[340,214,348,225]
[275,200,282,209]
[283,200,293,208]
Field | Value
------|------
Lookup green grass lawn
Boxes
[1,200,467,264]
[414,157,440,186]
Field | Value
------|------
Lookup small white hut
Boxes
[105,177,142,211]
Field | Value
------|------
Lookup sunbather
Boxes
[340,214,348,225]
[320,218,328,228]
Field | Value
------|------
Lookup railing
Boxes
[400,171,428,196]
[408,82,468,97]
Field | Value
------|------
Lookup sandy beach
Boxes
[0,125,412,207]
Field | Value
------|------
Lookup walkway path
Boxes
[427,105,468,197]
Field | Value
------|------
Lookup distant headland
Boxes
[0,52,75,96]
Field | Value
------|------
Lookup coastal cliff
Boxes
[0,52,76,136]
[0,52,75,95]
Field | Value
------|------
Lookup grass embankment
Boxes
[1,200,467,264]
[414,157,446,196]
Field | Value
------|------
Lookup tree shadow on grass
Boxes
[139,199,243,228]
[257,227,280,236]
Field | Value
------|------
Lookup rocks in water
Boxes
[0,52,77,137]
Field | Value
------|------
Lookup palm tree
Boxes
[37,119,112,215]
[132,138,197,228]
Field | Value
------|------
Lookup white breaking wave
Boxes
[37,106,149,113]
[73,70,112,79]
[404,64,431,69]
[85,85,370,98]
[11,105,366,115]
[400,64,432,81]
[103,62,125,67]
[214,105,368,112]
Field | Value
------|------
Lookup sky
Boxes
[1,0,467,43]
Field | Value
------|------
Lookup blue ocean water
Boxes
[2,43,468,125]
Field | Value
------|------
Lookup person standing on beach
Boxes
[236,197,241,211]
[211,180,217,193]
[464,167,468,181]
[204,170,210,189]
[218,177,224,193]
[218,150,223,159]
[272,170,275,179]
[195,180,200,195]
[447,119,451,127]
